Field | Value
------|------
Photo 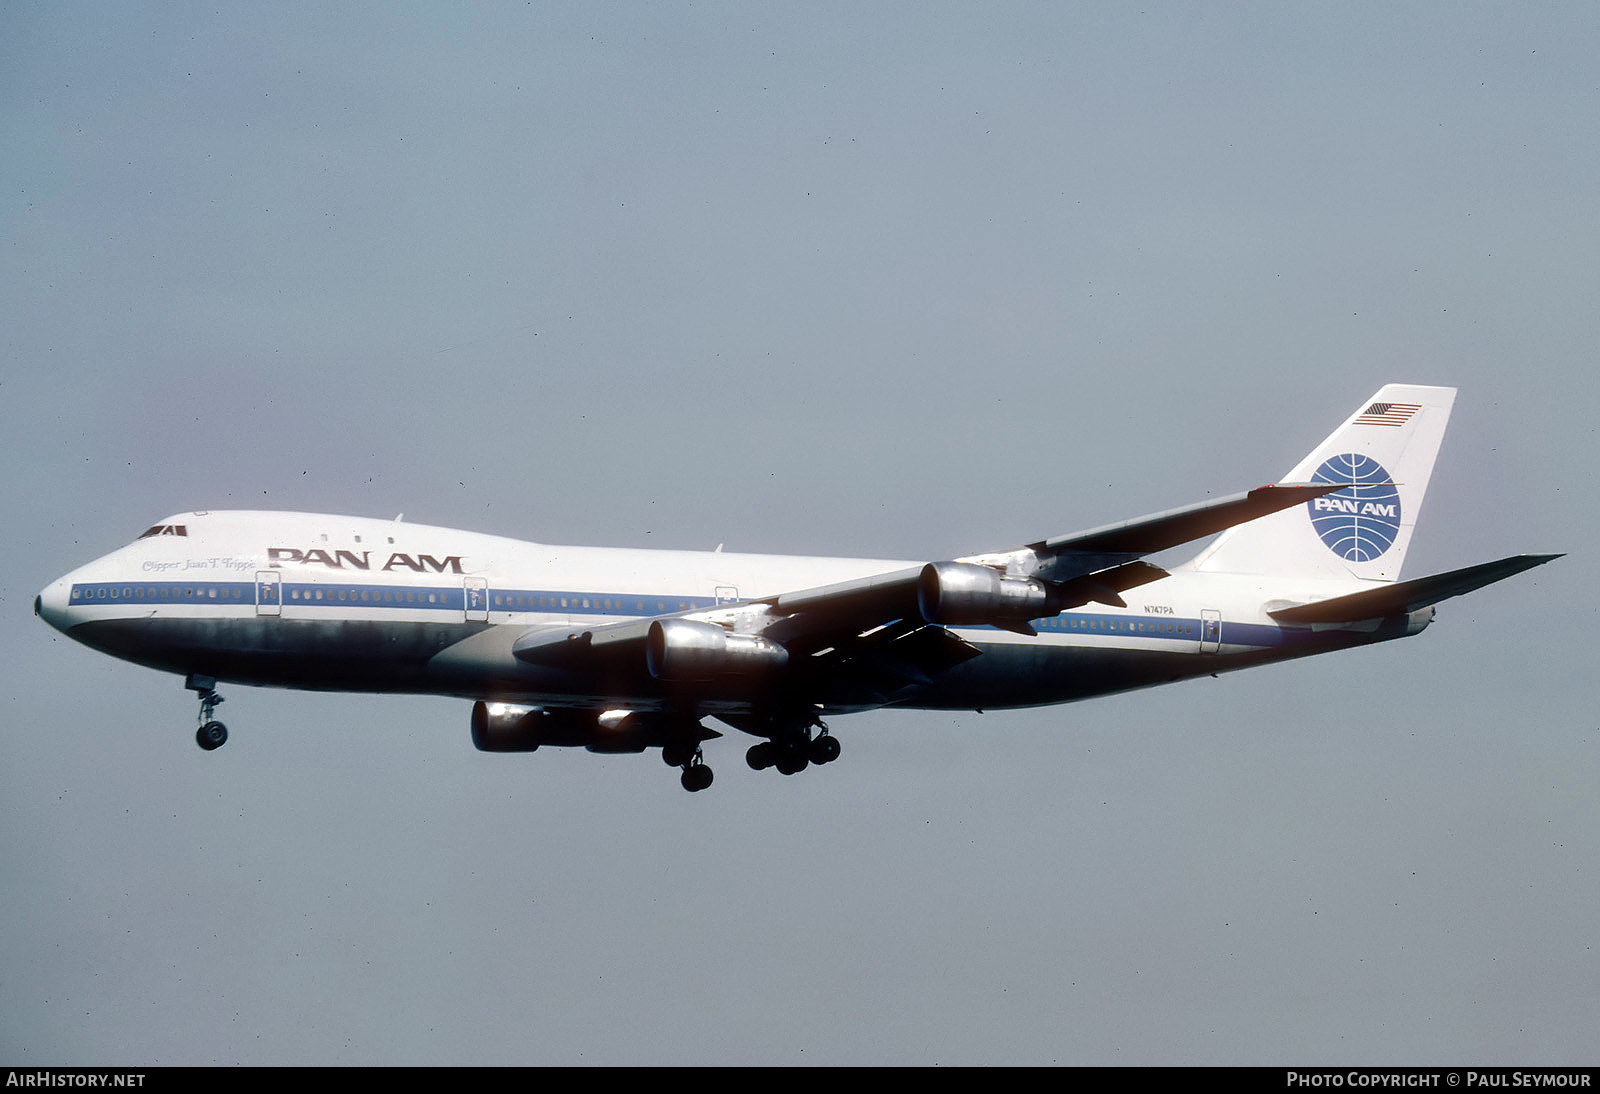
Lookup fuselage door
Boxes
[464,576,489,622]
[256,571,282,618]
[1200,609,1222,653]
[714,585,740,605]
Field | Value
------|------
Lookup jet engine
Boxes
[471,701,713,754]
[916,561,1053,627]
[471,701,648,751]
[645,618,788,681]
[470,701,549,751]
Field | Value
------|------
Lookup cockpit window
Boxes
[138,524,187,539]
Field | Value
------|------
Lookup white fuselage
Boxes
[36,510,1425,718]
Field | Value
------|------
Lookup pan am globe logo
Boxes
[1307,454,1402,561]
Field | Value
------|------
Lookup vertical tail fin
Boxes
[1186,384,1457,583]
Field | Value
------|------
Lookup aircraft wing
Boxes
[763,482,1344,636]
[511,616,657,667]
[514,483,1346,673]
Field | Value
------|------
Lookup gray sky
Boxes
[3,1,1596,1066]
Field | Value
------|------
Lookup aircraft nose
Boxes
[35,577,72,634]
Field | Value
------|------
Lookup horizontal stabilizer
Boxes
[1269,554,1561,624]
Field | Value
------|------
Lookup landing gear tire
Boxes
[681,762,714,792]
[196,721,228,751]
[774,740,809,775]
[747,716,837,777]
[810,734,840,765]
[746,742,776,771]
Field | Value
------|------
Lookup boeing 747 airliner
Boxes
[35,385,1556,790]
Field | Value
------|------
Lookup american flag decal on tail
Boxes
[1354,402,1420,427]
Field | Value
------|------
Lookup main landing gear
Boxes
[745,719,841,776]
[661,739,714,792]
[187,674,228,751]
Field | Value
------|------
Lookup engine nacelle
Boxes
[645,618,788,682]
[471,702,668,753]
[917,561,1053,626]
[471,701,548,752]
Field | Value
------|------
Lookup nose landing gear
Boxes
[186,674,228,751]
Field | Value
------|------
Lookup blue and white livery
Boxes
[35,385,1557,791]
